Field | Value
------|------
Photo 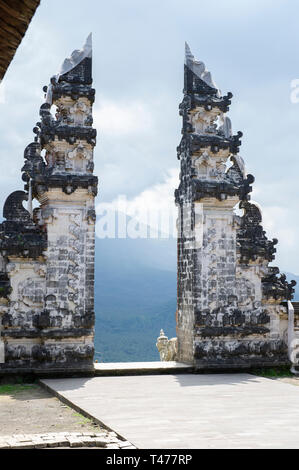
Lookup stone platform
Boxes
[40,366,299,449]
[94,361,193,375]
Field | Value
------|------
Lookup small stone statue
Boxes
[156,330,178,362]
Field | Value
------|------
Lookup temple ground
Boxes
[0,383,105,436]
[41,369,299,449]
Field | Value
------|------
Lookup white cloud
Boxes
[261,205,297,249]
[96,168,179,238]
[93,99,153,136]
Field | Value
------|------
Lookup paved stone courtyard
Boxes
[41,373,299,449]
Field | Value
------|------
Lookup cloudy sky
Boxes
[0,0,299,274]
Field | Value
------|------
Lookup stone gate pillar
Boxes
[174,43,296,370]
[29,34,98,372]
[0,34,98,374]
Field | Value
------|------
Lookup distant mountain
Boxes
[93,235,299,362]
[94,237,177,362]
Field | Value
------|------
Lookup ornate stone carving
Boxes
[237,201,278,264]
[262,269,296,301]
[0,191,47,259]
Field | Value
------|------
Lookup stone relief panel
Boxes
[190,108,221,134]
[192,150,230,181]
[7,262,46,305]
[67,143,93,173]
[18,278,44,307]
[55,97,92,127]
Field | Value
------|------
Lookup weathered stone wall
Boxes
[176,202,195,362]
